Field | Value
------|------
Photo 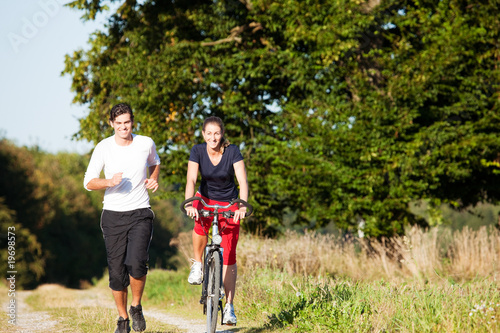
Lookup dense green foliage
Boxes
[0,139,182,288]
[63,0,500,236]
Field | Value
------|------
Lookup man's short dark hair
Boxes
[110,103,134,122]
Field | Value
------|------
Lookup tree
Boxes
[0,139,106,288]
[0,198,45,289]
[63,0,500,237]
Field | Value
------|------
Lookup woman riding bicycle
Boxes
[184,116,249,325]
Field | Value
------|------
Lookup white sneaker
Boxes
[222,303,237,325]
[188,259,203,285]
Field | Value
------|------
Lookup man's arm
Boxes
[86,173,123,190]
[145,164,160,192]
[84,143,124,191]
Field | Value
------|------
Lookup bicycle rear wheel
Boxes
[206,251,221,333]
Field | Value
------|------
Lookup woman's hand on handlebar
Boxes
[185,205,199,220]
[233,207,247,223]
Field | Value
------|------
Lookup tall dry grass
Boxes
[449,226,500,280]
[174,226,500,282]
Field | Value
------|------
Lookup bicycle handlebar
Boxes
[180,196,253,217]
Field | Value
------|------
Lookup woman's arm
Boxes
[234,160,248,201]
[233,160,248,222]
[184,161,199,219]
[185,161,199,199]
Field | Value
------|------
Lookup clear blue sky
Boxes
[1,1,113,154]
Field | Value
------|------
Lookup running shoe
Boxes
[188,259,203,285]
[114,316,131,333]
[129,304,146,332]
[222,303,237,325]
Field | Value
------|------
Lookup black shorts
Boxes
[101,208,154,291]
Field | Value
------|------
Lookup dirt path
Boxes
[2,289,59,332]
[2,284,237,333]
[77,285,234,333]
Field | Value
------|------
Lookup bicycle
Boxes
[180,196,253,333]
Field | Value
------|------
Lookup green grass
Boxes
[142,268,204,319]
[9,268,500,332]
[236,271,500,332]
[20,282,183,333]
[143,268,199,306]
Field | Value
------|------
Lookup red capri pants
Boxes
[193,193,240,266]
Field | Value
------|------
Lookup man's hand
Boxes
[145,178,159,192]
[110,172,123,187]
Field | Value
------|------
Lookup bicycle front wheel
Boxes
[206,251,222,333]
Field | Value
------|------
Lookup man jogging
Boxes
[83,103,161,333]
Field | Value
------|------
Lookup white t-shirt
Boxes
[83,134,161,211]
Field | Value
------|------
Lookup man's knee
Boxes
[126,260,149,279]
[109,269,130,291]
